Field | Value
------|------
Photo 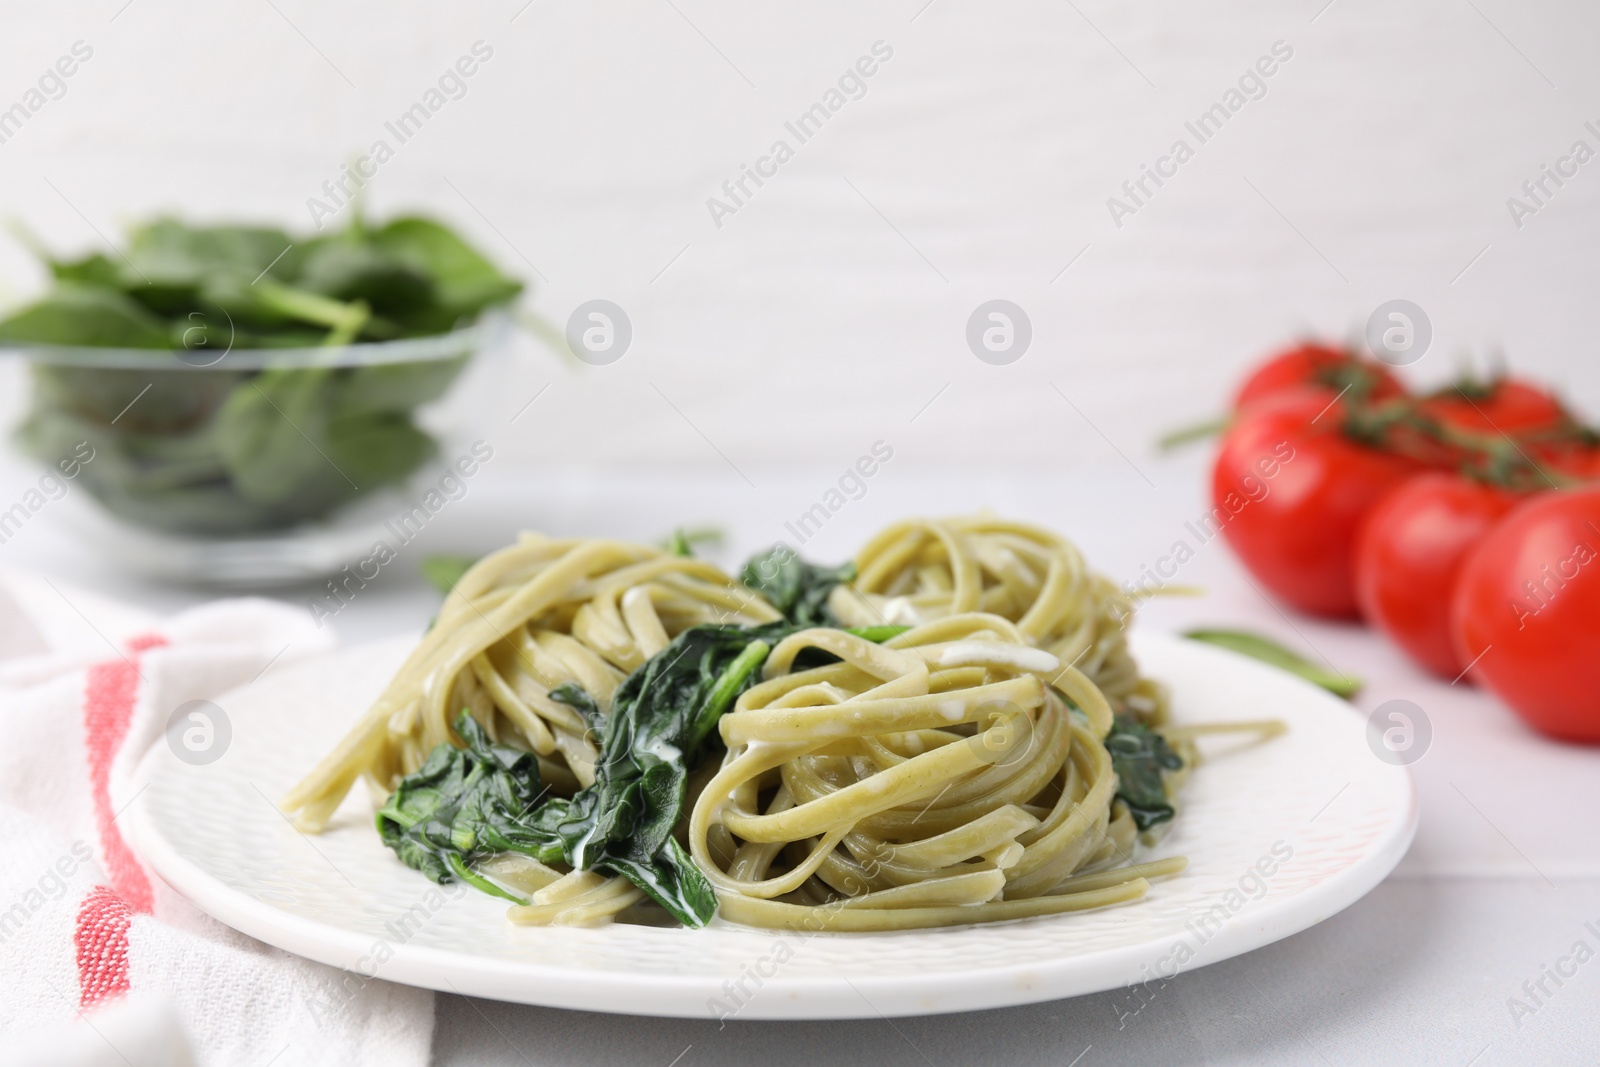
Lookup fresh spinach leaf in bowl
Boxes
[0,214,522,537]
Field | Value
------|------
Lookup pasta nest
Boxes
[689,613,1183,932]
[829,515,1158,716]
[283,533,778,831]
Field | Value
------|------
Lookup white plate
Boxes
[122,631,1416,1020]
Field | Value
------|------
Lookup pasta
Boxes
[690,614,1187,931]
[284,516,1254,933]
[829,515,1156,717]
[282,532,779,825]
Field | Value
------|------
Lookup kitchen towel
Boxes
[0,571,434,1067]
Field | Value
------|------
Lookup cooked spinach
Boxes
[376,608,923,925]
[377,622,793,926]
[1104,715,1184,832]
[0,214,521,536]
[530,623,787,925]
[375,712,549,903]
[740,545,855,626]
[665,529,694,558]
[548,682,604,731]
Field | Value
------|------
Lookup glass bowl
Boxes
[5,316,509,587]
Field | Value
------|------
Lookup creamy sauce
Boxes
[881,596,923,625]
[938,642,1060,674]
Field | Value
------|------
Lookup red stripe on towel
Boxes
[74,885,134,1009]
[83,633,167,914]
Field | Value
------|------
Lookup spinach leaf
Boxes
[0,213,519,351]
[539,623,785,925]
[1181,628,1362,698]
[376,712,550,902]
[334,355,470,417]
[841,624,912,642]
[213,369,338,506]
[246,278,371,341]
[325,411,437,489]
[48,252,126,289]
[549,682,604,731]
[0,283,171,349]
[124,218,297,286]
[119,220,299,316]
[1104,715,1183,832]
[192,275,315,334]
[295,239,436,319]
[659,527,722,557]
[420,554,481,594]
[369,216,523,323]
[1,214,526,538]
[740,546,855,627]
[28,363,239,433]
[665,529,694,558]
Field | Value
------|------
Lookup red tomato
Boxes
[1233,342,1406,412]
[1355,474,1522,677]
[1540,443,1600,483]
[1214,389,1425,618]
[1452,487,1600,741]
[1399,380,1576,472]
[1420,378,1567,437]
[1570,449,1600,481]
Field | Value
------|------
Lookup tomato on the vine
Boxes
[1355,474,1523,678]
[1213,389,1425,618]
[1533,441,1600,483]
[1398,378,1573,472]
[1420,378,1568,437]
[1233,342,1406,412]
[1561,448,1600,481]
[1452,487,1600,741]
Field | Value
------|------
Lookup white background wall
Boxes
[1,0,1597,482]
